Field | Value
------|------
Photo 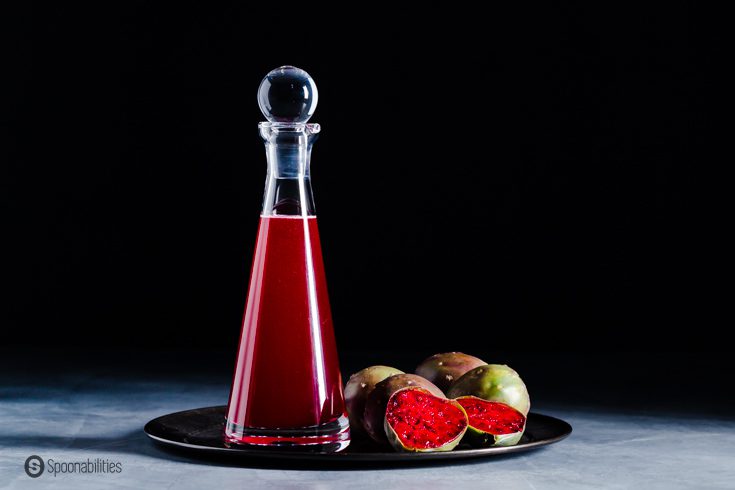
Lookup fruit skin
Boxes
[344,366,404,436]
[415,352,487,392]
[456,396,526,447]
[465,425,524,447]
[363,374,444,444]
[447,364,531,416]
[384,387,468,452]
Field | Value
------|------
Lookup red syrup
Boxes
[225,215,348,446]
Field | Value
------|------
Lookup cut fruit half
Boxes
[455,395,526,447]
[384,388,468,452]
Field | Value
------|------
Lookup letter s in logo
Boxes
[25,455,45,478]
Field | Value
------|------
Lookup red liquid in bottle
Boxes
[225,215,347,443]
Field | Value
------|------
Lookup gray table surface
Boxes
[1,372,733,489]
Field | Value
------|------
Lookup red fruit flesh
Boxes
[386,389,467,450]
[456,397,525,435]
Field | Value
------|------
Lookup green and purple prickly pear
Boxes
[344,365,404,435]
[447,364,530,416]
[415,352,487,392]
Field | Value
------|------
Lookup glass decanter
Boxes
[224,66,349,451]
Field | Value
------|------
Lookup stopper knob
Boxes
[257,66,318,124]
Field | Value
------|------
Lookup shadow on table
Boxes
[0,431,537,470]
[1,431,191,464]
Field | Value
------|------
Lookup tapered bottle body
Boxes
[224,121,349,450]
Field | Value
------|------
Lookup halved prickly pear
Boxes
[384,388,468,452]
[415,352,487,392]
[447,364,531,416]
[454,396,526,447]
[363,374,444,444]
[344,365,404,436]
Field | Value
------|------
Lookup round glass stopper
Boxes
[257,66,318,124]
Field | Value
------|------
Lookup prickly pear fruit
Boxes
[363,373,444,444]
[415,352,486,392]
[454,396,526,447]
[344,365,404,435]
[384,388,468,452]
[447,364,530,416]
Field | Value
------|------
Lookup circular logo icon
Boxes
[24,455,44,478]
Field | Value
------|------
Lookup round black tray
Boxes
[144,406,571,464]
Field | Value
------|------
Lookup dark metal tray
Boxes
[145,406,571,464]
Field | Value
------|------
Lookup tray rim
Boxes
[144,405,572,462]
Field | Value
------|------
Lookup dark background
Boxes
[3,3,706,359]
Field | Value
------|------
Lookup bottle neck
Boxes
[259,123,320,217]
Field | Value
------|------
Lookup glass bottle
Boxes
[224,66,349,451]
